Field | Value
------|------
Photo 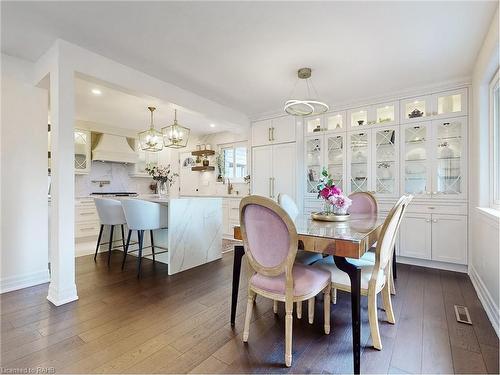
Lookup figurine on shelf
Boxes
[408,109,424,118]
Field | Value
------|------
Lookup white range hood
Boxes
[92,134,139,164]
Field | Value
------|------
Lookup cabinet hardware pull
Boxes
[432,191,437,195]
[80,212,94,215]
[268,128,271,142]
[271,127,275,141]
[272,177,275,198]
[428,207,435,209]
[432,219,438,223]
[81,227,95,231]
[269,178,272,198]
[425,219,431,223]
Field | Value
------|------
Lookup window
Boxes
[220,142,248,181]
[490,69,500,209]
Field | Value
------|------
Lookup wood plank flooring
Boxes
[1,246,498,374]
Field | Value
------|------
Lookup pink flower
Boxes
[331,186,342,196]
[329,194,352,209]
[319,187,332,200]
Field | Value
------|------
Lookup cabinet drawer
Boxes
[76,221,100,238]
[75,206,99,223]
[406,202,467,215]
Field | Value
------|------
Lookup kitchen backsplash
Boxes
[75,161,153,196]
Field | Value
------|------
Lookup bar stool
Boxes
[94,198,127,266]
[121,199,163,278]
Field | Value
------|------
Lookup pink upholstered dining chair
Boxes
[347,191,378,214]
[240,195,331,367]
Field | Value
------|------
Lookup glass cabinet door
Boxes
[400,96,431,123]
[326,112,345,132]
[74,129,90,174]
[374,128,398,196]
[402,123,431,196]
[348,108,369,128]
[348,132,369,193]
[434,89,467,118]
[305,117,323,134]
[373,102,398,126]
[326,134,345,191]
[305,137,323,194]
[433,118,465,198]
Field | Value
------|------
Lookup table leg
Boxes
[231,245,245,327]
[333,256,361,375]
[392,245,397,279]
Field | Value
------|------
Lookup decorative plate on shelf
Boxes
[311,212,350,222]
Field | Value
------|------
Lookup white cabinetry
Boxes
[251,116,295,147]
[347,101,399,129]
[400,209,467,265]
[347,126,399,198]
[75,197,100,239]
[222,198,241,239]
[74,129,91,174]
[251,143,296,200]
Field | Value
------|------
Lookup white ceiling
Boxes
[2,1,497,117]
[74,77,228,134]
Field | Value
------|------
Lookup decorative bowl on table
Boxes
[311,212,350,222]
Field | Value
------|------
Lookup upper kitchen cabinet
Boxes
[251,116,295,147]
[347,101,398,129]
[131,139,159,177]
[304,111,346,135]
[74,129,91,174]
[400,88,467,123]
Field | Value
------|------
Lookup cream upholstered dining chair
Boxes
[312,195,412,350]
[277,193,323,319]
[240,195,331,367]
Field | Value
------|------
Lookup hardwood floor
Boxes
[1,246,498,374]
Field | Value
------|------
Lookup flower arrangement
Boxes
[145,163,178,186]
[317,168,352,215]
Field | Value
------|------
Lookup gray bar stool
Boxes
[121,199,164,278]
[94,197,127,266]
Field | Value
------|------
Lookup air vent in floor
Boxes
[454,305,472,325]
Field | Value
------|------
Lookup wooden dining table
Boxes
[230,213,387,374]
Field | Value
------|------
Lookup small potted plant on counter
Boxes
[145,163,178,198]
[312,168,352,221]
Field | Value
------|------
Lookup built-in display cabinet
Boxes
[300,86,469,269]
[74,129,91,174]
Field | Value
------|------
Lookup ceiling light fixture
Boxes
[209,123,215,128]
[138,106,163,152]
[162,109,190,148]
[91,88,102,95]
[284,67,329,116]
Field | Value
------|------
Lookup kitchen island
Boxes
[103,196,223,275]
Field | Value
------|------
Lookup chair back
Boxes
[240,195,298,278]
[121,199,163,230]
[348,192,378,214]
[372,195,413,278]
[94,198,127,225]
[277,193,299,222]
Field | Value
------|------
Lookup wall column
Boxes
[47,61,78,306]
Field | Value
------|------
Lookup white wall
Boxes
[468,8,500,336]
[1,54,50,293]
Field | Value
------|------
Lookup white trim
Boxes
[476,206,500,227]
[0,269,50,294]
[46,283,79,306]
[397,256,467,273]
[468,265,500,338]
[489,69,500,209]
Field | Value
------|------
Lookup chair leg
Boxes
[122,230,132,270]
[252,294,257,304]
[285,298,293,367]
[94,225,104,262]
[150,230,156,263]
[368,289,382,350]
[107,225,114,267]
[243,289,255,342]
[389,265,396,295]
[308,297,315,324]
[273,300,278,314]
[332,287,337,304]
[324,284,331,334]
[121,225,126,251]
[382,282,396,324]
[296,301,302,319]
[137,230,144,278]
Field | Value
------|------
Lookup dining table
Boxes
[230,212,388,374]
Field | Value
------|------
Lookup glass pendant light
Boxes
[162,109,190,149]
[284,67,329,116]
[138,106,163,152]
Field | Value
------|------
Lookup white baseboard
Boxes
[0,269,50,294]
[47,282,78,306]
[397,256,468,273]
[468,265,500,338]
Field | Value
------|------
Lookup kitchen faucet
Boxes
[227,179,233,195]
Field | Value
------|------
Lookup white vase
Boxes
[158,181,169,198]
[333,206,348,215]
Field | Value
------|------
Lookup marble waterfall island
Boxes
[167,197,223,275]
